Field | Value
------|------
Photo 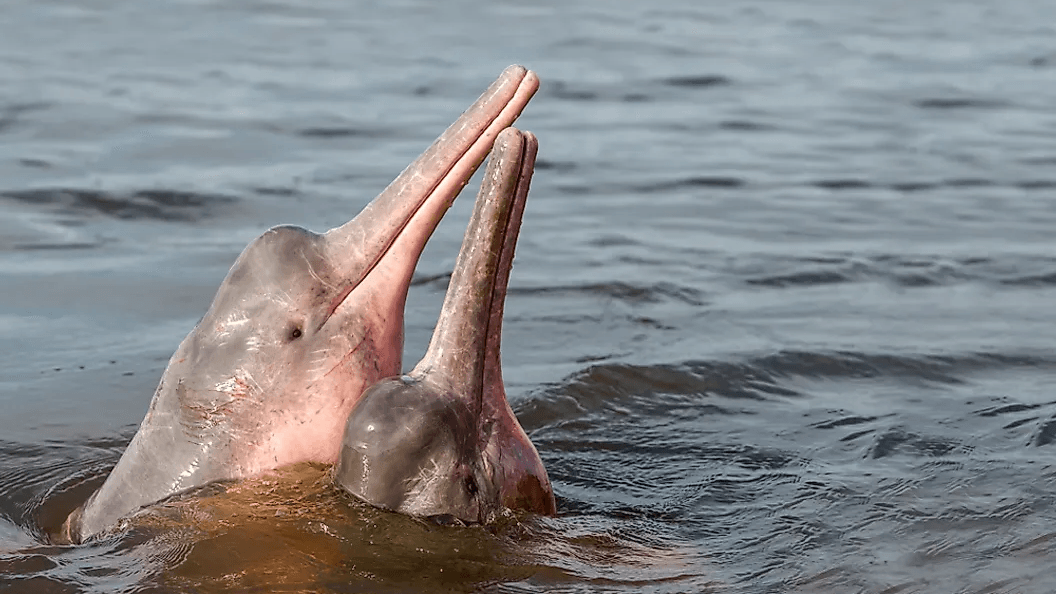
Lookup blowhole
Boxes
[288,325,304,340]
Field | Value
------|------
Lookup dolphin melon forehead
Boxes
[221,227,331,294]
[206,226,339,320]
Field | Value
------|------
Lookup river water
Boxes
[2,1,1056,592]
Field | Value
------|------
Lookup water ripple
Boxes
[1,188,238,223]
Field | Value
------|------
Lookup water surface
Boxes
[2,1,1056,592]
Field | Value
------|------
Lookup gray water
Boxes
[2,0,1056,592]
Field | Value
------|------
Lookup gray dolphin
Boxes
[334,127,555,524]
[62,66,540,543]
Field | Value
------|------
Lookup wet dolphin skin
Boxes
[335,127,556,524]
[62,67,540,543]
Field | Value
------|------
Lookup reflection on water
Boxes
[3,0,1056,592]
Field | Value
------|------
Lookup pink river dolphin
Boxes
[62,66,542,543]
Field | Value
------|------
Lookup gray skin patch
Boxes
[334,378,498,524]
[173,227,339,440]
[173,227,348,443]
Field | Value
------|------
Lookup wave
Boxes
[1,188,238,223]
[516,350,1056,430]
[738,253,1056,289]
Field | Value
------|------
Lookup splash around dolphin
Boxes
[334,127,556,524]
[60,66,540,544]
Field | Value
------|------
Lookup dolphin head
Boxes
[334,127,555,524]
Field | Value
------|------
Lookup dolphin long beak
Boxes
[412,127,537,409]
[321,66,539,326]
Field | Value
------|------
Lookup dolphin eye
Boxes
[288,325,303,341]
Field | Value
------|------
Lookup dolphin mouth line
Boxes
[314,128,482,332]
[413,127,537,403]
[320,283,356,331]
[317,70,539,331]
[470,136,531,412]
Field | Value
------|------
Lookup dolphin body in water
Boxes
[334,127,555,523]
[62,66,540,543]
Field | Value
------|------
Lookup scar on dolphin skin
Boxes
[60,66,540,544]
[324,336,370,379]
